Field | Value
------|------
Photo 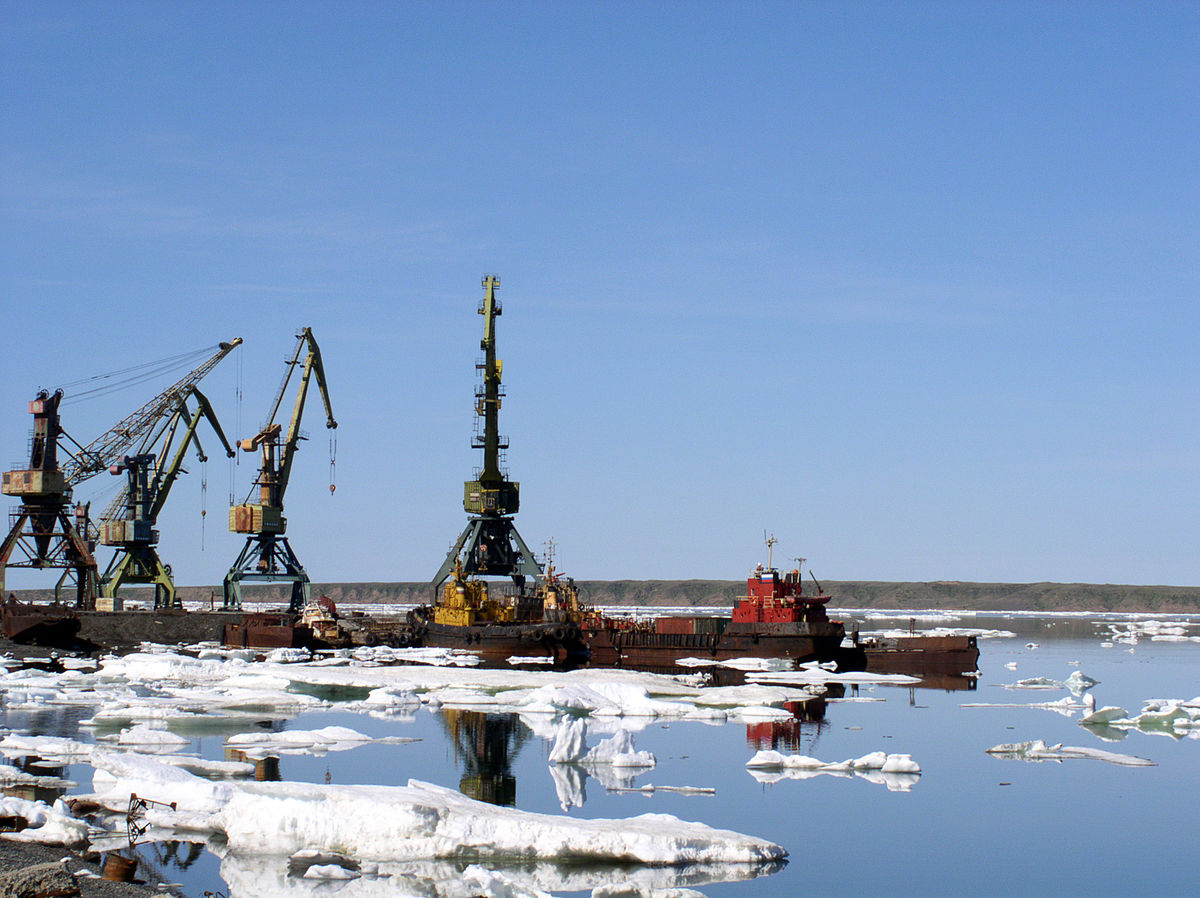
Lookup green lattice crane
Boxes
[98,387,235,608]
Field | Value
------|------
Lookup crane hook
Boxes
[329,430,337,495]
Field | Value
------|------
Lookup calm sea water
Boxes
[4,612,1199,897]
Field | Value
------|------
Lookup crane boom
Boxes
[277,327,336,502]
[61,338,243,486]
[149,387,235,521]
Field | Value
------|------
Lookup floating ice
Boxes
[746,749,920,790]
[746,670,920,686]
[1064,670,1098,694]
[85,753,784,865]
[110,725,192,753]
[986,739,1154,767]
[1003,671,1099,694]
[863,627,1014,639]
[0,796,88,845]
[1080,706,1128,726]
[224,725,417,758]
[508,655,555,665]
[0,734,94,763]
[961,696,1088,718]
[265,647,313,664]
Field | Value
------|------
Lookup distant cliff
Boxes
[19,578,1198,613]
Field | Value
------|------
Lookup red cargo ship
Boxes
[584,540,846,667]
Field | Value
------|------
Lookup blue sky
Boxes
[2,2,1197,588]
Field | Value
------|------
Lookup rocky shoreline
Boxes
[0,840,167,897]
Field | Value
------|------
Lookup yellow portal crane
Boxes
[223,327,336,611]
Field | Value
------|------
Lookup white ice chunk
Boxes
[225,725,414,758]
[1064,670,1098,694]
[0,734,94,763]
[1080,706,1128,726]
[0,796,88,845]
[986,739,1154,767]
[114,725,192,753]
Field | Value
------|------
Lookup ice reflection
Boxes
[219,851,786,898]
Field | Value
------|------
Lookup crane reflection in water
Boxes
[441,709,530,806]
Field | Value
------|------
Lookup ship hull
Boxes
[584,619,845,667]
[860,634,979,674]
[421,620,588,659]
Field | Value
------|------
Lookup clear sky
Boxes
[2,2,1197,589]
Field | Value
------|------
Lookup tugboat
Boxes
[583,536,847,667]
[410,557,590,660]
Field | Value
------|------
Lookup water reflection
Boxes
[746,697,829,753]
[0,756,71,805]
[441,710,528,805]
[219,851,785,898]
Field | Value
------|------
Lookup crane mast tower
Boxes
[432,276,541,594]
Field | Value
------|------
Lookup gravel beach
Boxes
[0,839,169,896]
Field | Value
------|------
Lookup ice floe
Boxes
[82,753,785,867]
[547,719,656,768]
[745,669,921,687]
[1002,671,1098,695]
[862,627,1015,639]
[746,750,921,790]
[0,796,89,845]
[986,739,1154,767]
[960,696,1090,718]
[0,733,94,763]
[223,725,417,758]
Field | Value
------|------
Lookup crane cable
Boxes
[200,458,208,551]
[60,346,218,405]
[329,429,337,494]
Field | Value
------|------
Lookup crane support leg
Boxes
[0,506,97,608]
[223,535,311,612]
[100,548,178,609]
[431,515,542,595]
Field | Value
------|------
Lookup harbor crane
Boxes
[98,387,236,609]
[223,327,336,612]
[432,276,541,595]
[0,339,242,607]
